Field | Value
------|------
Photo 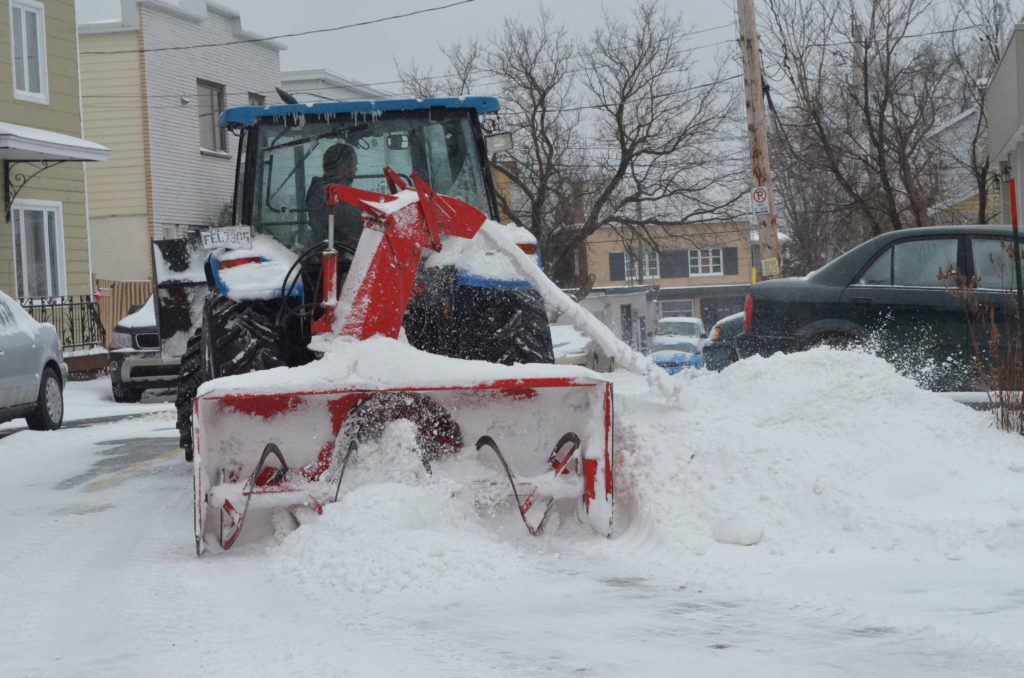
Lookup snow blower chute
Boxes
[192,170,613,554]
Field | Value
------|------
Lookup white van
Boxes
[655,316,706,344]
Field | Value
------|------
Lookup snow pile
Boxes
[614,347,1024,560]
[424,221,529,282]
[273,421,529,594]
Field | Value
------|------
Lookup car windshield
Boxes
[653,339,698,354]
[251,109,489,252]
[657,320,701,337]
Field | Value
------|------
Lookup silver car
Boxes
[0,290,68,429]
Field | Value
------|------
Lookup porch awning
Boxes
[0,121,109,162]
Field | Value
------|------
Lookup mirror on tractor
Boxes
[485,131,513,157]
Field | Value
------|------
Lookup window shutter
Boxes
[609,252,626,281]
[660,250,689,278]
[723,247,739,276]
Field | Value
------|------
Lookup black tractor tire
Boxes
[26,366,64,431]
[337,392,462,471]
[176,292,288,461]
[175,332,202,461]
[111,383,143,403]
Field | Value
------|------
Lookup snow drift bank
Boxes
[267,346,1023,598]
[615,347,1024,559]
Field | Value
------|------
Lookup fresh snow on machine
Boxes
[191,170,614,553]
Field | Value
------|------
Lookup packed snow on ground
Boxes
[1,348,1023,676]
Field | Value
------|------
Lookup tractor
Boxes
[152,97,554,462]
[152,96,620,553]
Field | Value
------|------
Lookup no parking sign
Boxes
[751,186,770,214]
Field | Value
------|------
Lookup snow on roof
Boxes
[0,121,109,162]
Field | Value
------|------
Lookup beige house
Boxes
[79,0,283,282]
[583,222,753,332]
[1,0,108,301]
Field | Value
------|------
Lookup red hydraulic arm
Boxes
[310,168,487,339]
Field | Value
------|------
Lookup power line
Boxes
[80,28,737,101]
[80,0,478,55]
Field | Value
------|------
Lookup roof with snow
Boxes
[219,97,500,127]
[0,121,109,162]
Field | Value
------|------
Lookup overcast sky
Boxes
[75,0,738,95]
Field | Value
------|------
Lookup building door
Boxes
[620,304,633,346]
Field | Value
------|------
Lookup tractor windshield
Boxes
[249,110,490,253]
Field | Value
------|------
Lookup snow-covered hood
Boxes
[211,234,301,301]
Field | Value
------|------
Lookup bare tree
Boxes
[397,1,742,285]
[395,39,484,99]
[762,0,960,239]
[942,0,1021,224]
[568,2,742,280]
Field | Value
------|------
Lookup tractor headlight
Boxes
[111,330,133,349]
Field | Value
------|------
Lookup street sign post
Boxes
[751,186,770,214]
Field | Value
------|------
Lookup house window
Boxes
[9,0,48,104]
[688,247,723,276]
[197,80,227,152]
[248,92,266,106]
[624,250,660,280]
[11,201,65,299]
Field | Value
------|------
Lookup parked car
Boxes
[650,337,704,374]
[736,225,1020,390]
[654,316,707,345]
[703,312,744,371]
[550,324,612,371]
[0,290,68,429]
[109,296,180,402]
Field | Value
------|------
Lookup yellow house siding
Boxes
[0,163,90,295]
[585,223,753,287]
[80,31,147,218]
[0,0,92,298]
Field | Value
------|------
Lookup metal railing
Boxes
[19,295,106,352]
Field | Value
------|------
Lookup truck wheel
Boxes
[337,393,462,471]
[176,292,288,461]
[112,383,143,403]
[26,366,64,431]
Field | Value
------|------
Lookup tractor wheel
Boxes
[337,393,462,471]
[176,292,288,462]
[175,332,202,461]
[451,287,554,365]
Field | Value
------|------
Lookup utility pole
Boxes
[736,0,783,279]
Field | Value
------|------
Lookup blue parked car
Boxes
[650,337,704,374]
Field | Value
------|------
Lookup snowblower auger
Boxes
[192,171,614,554]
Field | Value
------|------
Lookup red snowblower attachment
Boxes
[192,170,613,554]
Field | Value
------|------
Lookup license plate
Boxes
[202,225,252,250]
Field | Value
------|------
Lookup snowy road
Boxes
[2,356,1023,676]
